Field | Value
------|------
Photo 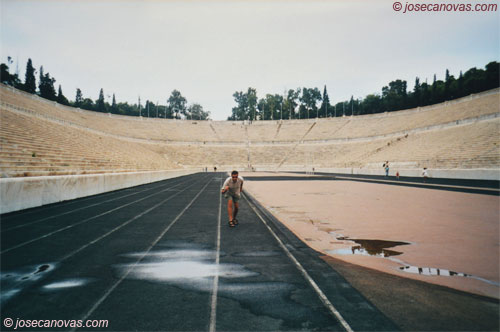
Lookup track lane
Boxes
[75,175,220,331]
[1,174,214,323]
[0,173,197,224]
[1,173,399,331]
[73,176,214,331]
[0,175,191,232]
[0,175,202,254]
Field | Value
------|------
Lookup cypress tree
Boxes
[24,59,36,93]
[413,77,421,107]
[321,85,331,117]
[38,66,44,95]
[38,66,57,101]
[97,88,106,112]
[57,85,69,105]
[445,69,451,99]
[75,88,83,107]
[111,93,117,113]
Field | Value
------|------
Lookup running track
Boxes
[0,173,398,331]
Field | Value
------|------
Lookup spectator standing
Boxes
[422,168,429,183]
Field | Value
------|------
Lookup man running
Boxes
[221,170,244,227]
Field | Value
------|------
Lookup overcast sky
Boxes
[1,0,498,120]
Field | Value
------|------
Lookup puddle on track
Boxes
[399,265,469,277]
[327,237,410,258]
[117,248,258,285]
[1,263,56,306]
[326,235,499,287]
[42,279,92,291]
[117,243,339,329]
[397,264,500,286]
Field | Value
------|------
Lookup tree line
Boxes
[1,57,497,122]
[229,61,499,121]
[0,57,211,120]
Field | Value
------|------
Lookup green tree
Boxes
[300,87,321,119]
[456,71,465,98]
[75,88,83,107]
[261,94,283,120]
[462,67,483,94]
[362,94,382,114]
[273,94,284,120]
[38,66,44,94]
[80,98,94,111]
[0,61,21,87]
[431,74,437,104]
[349,96,354,116]
[444,69,457,100]
[188,103,210,120]
[145,100,157,117]
[485,61,499,90]
[247,88,258,121]
[167,90,187,119]
[57,85,69,105]
[38,66,57,101]
[412,77,421,107]
[0,63,14,85]
[229,87,258,121]
[420,81,431,106]
[97,88,106,112]
[111,93,117,113]
[23,58,36,93]
[257,98,266,120]
[381,79,407,112]
[229,90,248,120]
[320,85,331,118]
[284,88,300,119]
[116,102,137,117]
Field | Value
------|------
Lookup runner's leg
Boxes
[227,199,234,222]
[233,201,239,221]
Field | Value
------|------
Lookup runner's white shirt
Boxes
[222,176,244,196]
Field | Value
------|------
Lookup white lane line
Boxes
[209,176,222,332]
[0,177,196,255]
[59,179,200,262]
[72,177,213,331]
[1,177,187,232]
[2,176,203,309]
[244,194,354,332]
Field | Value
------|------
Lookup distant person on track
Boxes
[422,167,429,183]
[383,161,389,177]
[221,170,244,227]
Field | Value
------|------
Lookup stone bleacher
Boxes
[0,84,498,177]
[0,107,176,177]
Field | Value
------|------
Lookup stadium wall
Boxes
[283,167,499,180]
[0,169,199,214]
[254,165,499,180]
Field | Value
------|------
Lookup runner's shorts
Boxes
[224,192,240,202]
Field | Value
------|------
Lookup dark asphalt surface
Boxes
[253,172,500,196]
[0,173,399,331]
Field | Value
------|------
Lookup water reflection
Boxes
[399,265,469,277]
[328,238,410,258]
[326,235,499,287]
